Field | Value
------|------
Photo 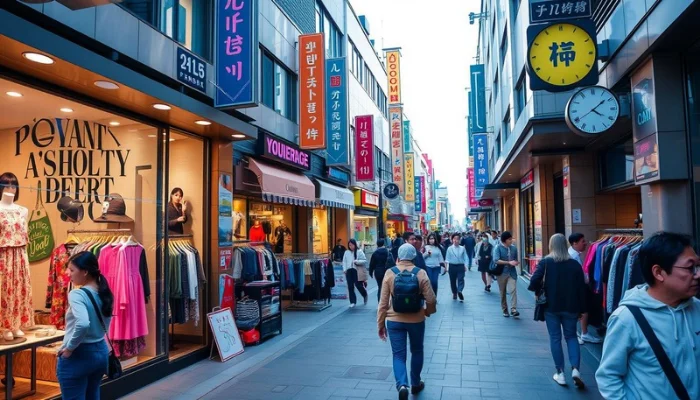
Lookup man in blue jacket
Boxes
[595,232,700,400]
[461,232,476,271]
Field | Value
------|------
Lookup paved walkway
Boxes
[124,269,605,400]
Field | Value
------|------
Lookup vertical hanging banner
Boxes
[389,107,404,191]
[355,115,374,181]
[299,33,326,149]
[420,176,427,213]
[473,133,489,189]
[385,48,402,104]
[467,90,474,167]
[325,57,348,165]
[404,153,415,202]
[470,65,487,133]
[215,0,257,107]
[467,168,478,209]
[402,120,412,153]
[414,175,422,212]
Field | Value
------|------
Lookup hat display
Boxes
[93,193,133,223]
[57,196,84,223]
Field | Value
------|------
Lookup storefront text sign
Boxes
[470,65,487,133]
[632,68,657,141]
[402,120,412,153]
[389,107,404,191]
[529,0,591,24]
[473,133,488,189]
[414,176,422,213]
[326,167,350,184]
[404,153,415,202]
[215,0,257,107]
[467,168,478,209]
[521,170,535,190]
[385,49,402,104]
[478,199,494,207]
[325,57,348,164]
[383,183,399,200]
[176,47,207,93]
[258,133,311,171]
[354,115,374,181]
[634,133,660,183]
[361,190,379,208]
[299,33,326,149]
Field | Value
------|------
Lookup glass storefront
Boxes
[521,185,536,274]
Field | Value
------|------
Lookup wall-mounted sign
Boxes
[402,120,412,153]
[257,133,311,171]
[389,107,404,191]
[299,33,326,149]
[215,0,257,107]
[521,170,535,190]
[634,133,659,183]
[529,0,592,24]
[467,168,478,209]
[176,46,207,93]
[385,49,402,104]
[325,57,348,164]
[478,199,495,207]
[631,61,657,142]
[473,133,489,189]
[326,167,350,184]
[470,65,487,133]
[404,153,414,202]
[572,208,582,224]
[355,189,379,209]
[383,183,399,200]
[414,176,423,213]
[354,115,374,181]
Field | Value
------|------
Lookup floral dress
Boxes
[45,244,71,330]
[0,206,34,331]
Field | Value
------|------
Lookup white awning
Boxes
[315,180,355,210]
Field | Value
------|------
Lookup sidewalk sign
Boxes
[207,307,245,362]
[331,262,348,299]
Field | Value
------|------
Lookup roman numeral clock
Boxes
[565,86,620,136]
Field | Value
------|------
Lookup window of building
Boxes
[500,27,508,67]
[510,0,521,22]
[374,147,382,178]
[261,49,297,121]
[495,133,501,160]
[514,71,527,121]
[493,71,499,101]
[383,153,391,182]
[502,110,511,143]
[316,1,342,58]
[599,137,634,189]
[158,0,213,61]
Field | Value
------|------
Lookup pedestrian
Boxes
[595,232,700,400]
[412,235,427,271]
[445,233,469,302]
[477,233,494,292]
[567,233,603,345]
[528,234,587,388]
[463,232,477,271]
[342,239,369,307]
[391,237,404,263]
[489,230,500,247]
[369,238,395,301]
[493,231,520,317]
[422,233,445,295]
[377,243,437,400]
[57,251,114,399]
[441,234,452,252]
[332,238,346,263]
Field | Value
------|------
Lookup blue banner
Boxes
[403,120,412,153]
[467,90,474,158]
[470,65,487,133]
[414,176,422,212]
[215,0,257,107]
[326,58,348,165]
[473,133,489,189]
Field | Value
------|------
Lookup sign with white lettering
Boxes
[257,133,311,171]
[176,46,207,93]
[529,0,592,24]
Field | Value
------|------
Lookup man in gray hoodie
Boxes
[595,232,700,400]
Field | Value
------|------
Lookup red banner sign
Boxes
[468,168,478,209]
[299,33,326,149]
[355,115,374,181]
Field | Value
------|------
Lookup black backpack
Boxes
[391,266,424,313]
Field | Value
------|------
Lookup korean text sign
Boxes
[325,57,348,164]
[529,0,591,24]
[354,115,374,181]
[215,0,256,107]
[299,33,326,149]
[414,176,422,213]
[468,168,478,209]
[470,65,487,133]
[389,107,404,191]
[473,133,489,189]
[402,120,412,153]
[404,153,415,202]
[386,50,402,104]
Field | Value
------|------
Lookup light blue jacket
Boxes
[595,285,700,400]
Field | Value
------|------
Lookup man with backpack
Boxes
[369,238,396,301]
[377,244,437,400]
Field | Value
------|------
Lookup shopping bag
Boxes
[221,275,235,310]
[27,182,54,262]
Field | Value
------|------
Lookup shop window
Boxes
[599,137,634,189]
[249,203,293,253]
[353,214,377,250]
[233,198,247,240]
[522,186,536,261]
[261,50,297,122]
[121,0,158,26]
[312,208,329,254]
[160,0,213,61]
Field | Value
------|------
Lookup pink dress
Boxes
[0,207,34,330]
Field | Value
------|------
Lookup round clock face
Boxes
[528,22,597,87]
[565,86,620,136]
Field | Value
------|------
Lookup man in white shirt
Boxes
[445,233,469,302]
[568,233,602,344]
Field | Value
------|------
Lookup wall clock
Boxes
[565,86,620,136]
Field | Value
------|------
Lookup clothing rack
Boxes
[597,229,643,234]
[169,234,194,239]
[67,228,132,233]
[282,253,332,312]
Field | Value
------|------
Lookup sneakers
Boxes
[485,285,491,292]
[453,294,458,300]
[553,371,567,386]
[363,294,368,305]
[411,381,425,395]
[457,292,464,302]
[577,334,584,345]
[572,368,585,388]
[503,311,510,317]
[349,303,355,308]
[581,332,603,344]
[398,385,409,400]
[511,309,520,317]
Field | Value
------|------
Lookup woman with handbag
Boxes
[58,251,115,399]
[528,234,587,388]
[343,239,369,307]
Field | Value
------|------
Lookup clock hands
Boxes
[577,99,606,121]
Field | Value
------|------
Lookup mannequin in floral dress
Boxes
[0,172,33,341]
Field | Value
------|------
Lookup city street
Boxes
[125,270,604,400]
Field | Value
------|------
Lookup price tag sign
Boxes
[176,47,207,93]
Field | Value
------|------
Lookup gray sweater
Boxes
[61,287,112,351]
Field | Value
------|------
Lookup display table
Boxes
[0,331,64,400]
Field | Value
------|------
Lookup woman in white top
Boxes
[422,233,445,295]
[342,239,369,307]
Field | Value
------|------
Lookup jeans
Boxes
[448,264,465,294]
[387,320,425,389]
[57,341,108,400]
[346,268,367,305]
[425,266,441,295]
[497,274,518,312]
[467,252,474,269]
[374,269,386,301]
[545,311,580,371]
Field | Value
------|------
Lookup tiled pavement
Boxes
[124,269,605,400]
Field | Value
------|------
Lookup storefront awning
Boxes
[248,158,316,207]
[315,180,355,210]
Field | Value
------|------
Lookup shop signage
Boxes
[326,167,350,184]
[634,133,659,183]
[258,133,311,171]
[356,189,379,209]
[404,153,415,201]
[207,308,244,362]
[385,49,402,104]
[325,57,348,165]
[383,183,399,200]
[467,168,478,209]
[299,33,327,149]
[420,176,427,213]
[529,0,591,24]
[470,65,487,133]
[354,115,374,181]
[215,0,257,107]
[176,46,207,93]
[632,76,657,141]
[389,107,404,191]
[467,90,475,160]
[473,133,488,189]
[402,120,412,153]
[521,170,535,190]
[218,172,233,247]
[414,176,422,213]
[478,199,494,207]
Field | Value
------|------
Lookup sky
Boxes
[350,0,481,223]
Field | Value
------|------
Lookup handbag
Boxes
[533,260,548,322]
[27,181,54,262]
[627,305,690,400]
[80,288,123,380]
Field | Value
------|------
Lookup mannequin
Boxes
[249,219,266,242]
[0,172,33,341]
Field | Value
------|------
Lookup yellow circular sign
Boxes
[528,22,597,87]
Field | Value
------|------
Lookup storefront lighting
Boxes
[109,121,120,126]
[195,120,212,126]
[60,107,73,113]
[22,52,54,65]
[94,80,120,90]
[169,138,175,142]
[147,134,157,138]
[231,134,246,139]
[6,91,22,97]
[152,103,171,110]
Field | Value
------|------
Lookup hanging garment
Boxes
[45,244,72,329]
[0,207,34,331]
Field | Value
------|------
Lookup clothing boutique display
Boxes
[45,243,73,329]
[232,243,278,282]
[167,240,206,327]
[248,223,267,242]
[233,211,244,237]
[0,206,34,331]
[278,258,334,300]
